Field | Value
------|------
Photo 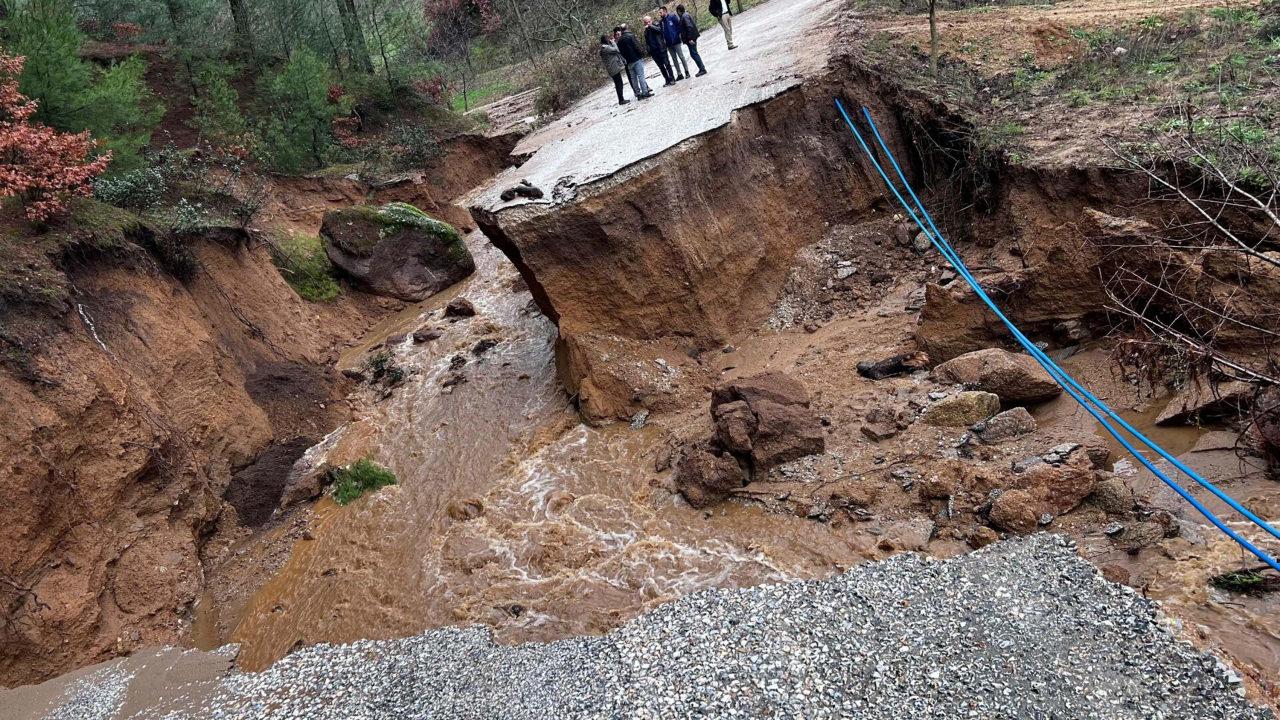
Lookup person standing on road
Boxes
[600,34,631,105]
[708,0,738,50]
[643,15,677,86]
[616,24,653,99]
[660,6,690,81]
[676,5,707,76]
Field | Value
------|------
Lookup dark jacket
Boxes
[618,30,643,63]
[709,0,732,17]
[679,11,700,41]
[661,13,682,46]
[644,24,666,56]
[600,42,626,77]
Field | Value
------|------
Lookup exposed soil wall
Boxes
[0,132,520,686]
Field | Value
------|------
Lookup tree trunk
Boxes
[928,0,939,76]
[334,0,374,73]
[227,0,254,57]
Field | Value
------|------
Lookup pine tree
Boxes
[258,48,347,173]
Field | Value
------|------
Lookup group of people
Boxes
[599,1,740,106]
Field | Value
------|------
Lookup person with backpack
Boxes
[599,34,631,105]
[642,15,677,86]
[615,24,653,99]
[708,0,737,50]
[676,4,707,76]
[660,6,690,81]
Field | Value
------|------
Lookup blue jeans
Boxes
[628,60,651,95]
[686,40,706,73]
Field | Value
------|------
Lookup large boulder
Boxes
[674,445,748,509]
[320,202,474,301]
[711,372,825,470]
[933,348,1061,405]
[921,391,1001,427]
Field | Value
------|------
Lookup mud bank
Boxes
[0,133,519,686]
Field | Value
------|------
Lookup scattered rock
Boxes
[921,391,1001,427]
[472,338,499,356]
[989,489,1039,533]
[912,231,933,253]
[932,348,1061,405]
[412,327,443,343]
[856,351,931,380]
[1011,455,1043,473]
[1101,564,1131,585]
[1042,442,1080,465]
[1089,476,1136,514]
[893,221,916,247]
[1156,378,1253,426]
[1103,522,1125,537]
[971,407,1037,444]
[674,446,747,509]
[990,460,1098,533]
[320,202,474,302]
[444,297,477,318]
[968,526,1000,549]
[341,368,367,383]
[860,422,899,441]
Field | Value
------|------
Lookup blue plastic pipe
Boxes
[834,97,1280,573]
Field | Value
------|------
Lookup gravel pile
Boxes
[34,535,1273,719]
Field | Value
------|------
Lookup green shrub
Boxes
[257,49,349,173]
[270,234,340,302]
[388,123,443,170]
[329,458,397,505]
[4,0,163,171]
[93,167,167,210]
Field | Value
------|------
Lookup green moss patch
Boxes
[270,233,340,303]
[329,458,398,505]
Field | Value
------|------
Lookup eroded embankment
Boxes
[470,63,1144,421]
[0,132,518,686]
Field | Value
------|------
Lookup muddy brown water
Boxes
[218,232,863,670]
[1037,349,1280,693]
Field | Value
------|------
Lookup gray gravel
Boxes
[23,535,1273,719]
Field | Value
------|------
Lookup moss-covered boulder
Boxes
[319,202,473,302]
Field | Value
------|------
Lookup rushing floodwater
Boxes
[225,232,849,670]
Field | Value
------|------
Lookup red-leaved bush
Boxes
[0,52,111,223]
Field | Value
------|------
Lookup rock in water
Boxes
[921,391,1001,427]
[445,297,478,317]
[711,372,825,470]
[320,202,474,302]
[674,446,747,508]
[933,348,1061,404]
